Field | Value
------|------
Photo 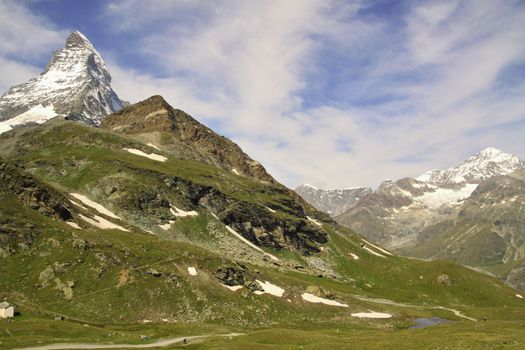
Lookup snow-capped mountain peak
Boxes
[0,31,123,134]
[65,31,94,49]
[417,147,524,184]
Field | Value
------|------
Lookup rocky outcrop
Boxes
[221,202,328,255]
[0,158,72,221]
[100,96,274,183]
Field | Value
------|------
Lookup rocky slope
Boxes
[295,184,372,216]
[335,147,525,289]
[336,147,524,249]
[403,168,525,290]
[0,31,123,133]
[100,95,276,184]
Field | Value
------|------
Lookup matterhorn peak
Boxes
[65,31,94,49]
[0,31,123,134]
[479,146,503,154]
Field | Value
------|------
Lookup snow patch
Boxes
[124,148,167,162]
[363,246,386,258]
[170,206,198,217]
[0,104,58,134]
[188,267,198,276]
[158,221,174,230]
[222,284,243,291]
[66,221,81,229]
[517,294,523,299]
[351,311,392,319]
[253,280,285,297]
[350,253,360,260]
[415,183,478,209]
[232,168,241,175]
[301,293,348,307]
[146,143,160,150]
[307,216,323,227]
[70,193,120,219]
[265,206,276,213]
[362,239,393,256]
[79,214,129,231]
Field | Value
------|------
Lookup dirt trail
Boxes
[352,295,477,321]
[12,333,242,350]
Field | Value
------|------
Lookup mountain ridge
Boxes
[295,184,372,216]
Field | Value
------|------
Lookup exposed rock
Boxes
[0,158,73,221]
[437,273,452,286]
[221,201,327,255]
[295,184,372,216]
[54,278,75,300]
[214,266,246,286]
[39,266,55,287]
[146,268,162,277]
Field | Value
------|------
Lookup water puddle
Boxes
[410,317,452,329]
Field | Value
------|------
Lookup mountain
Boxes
[100,95,276,184]
[295,184,372,216]
[336,147,525,289]
[417,147,524,184]
[0,35,524,347]
[1,99,523,347]
[402,168,525,290]
[0,31,123,134]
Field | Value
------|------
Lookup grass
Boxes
[1,120,525,349]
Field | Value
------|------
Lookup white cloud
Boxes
[101,0,525,189]
[0,0,68,89]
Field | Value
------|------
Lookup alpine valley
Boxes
[1,32,525,350]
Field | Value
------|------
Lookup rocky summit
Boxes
[100,95,275,184]
[0,31,123,134]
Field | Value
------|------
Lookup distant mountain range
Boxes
[294,184,372,216]
[297,147,525,289]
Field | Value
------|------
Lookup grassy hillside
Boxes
[0,118,524,349]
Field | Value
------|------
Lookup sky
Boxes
[1,0,525,189]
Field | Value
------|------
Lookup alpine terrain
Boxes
[1,32,525,349]
[0,31,123,134]
[335,147,525,289]
[295,184,372,216]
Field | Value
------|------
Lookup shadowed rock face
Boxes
[101,95,275,183]
[221,201,328,255]
[0,157,72,221]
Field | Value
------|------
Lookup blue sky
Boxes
[1,0,525,188]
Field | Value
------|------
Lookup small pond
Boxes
[410,317,452,329]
